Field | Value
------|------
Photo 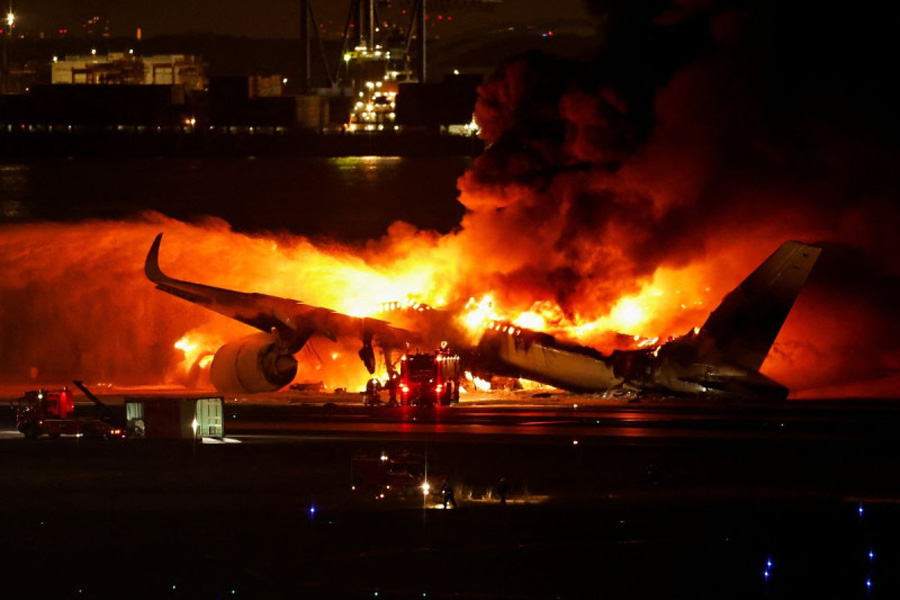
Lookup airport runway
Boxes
[1,394,899,599]
[221,397,900,443]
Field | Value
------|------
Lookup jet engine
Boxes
[209,332,298,394]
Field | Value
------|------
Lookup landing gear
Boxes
[359,344,376,374]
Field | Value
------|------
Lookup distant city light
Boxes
[282,77,288,84]
[6,12,14,27]
[90,48,97,56]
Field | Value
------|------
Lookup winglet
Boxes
[144,233,168,284]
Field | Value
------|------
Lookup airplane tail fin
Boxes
[698,241,821,371]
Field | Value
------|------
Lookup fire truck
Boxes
[395,344,461,407]
[351,451,445,501]
[14,380,125,440]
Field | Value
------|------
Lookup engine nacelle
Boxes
[209,333,298,394]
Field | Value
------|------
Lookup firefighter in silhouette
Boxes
[647,461,658,486]
[498,477,508,505]
[386,373,399,406]
[442,482,456,509]
[365,378,379,406]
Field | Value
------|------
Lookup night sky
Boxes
[10,0,591,39]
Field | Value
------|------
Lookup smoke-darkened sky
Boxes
[11,0,591,38]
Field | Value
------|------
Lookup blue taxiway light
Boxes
[869,549,875,561]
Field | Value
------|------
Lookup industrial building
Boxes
[50,52,205,89]
[0,1,490,149]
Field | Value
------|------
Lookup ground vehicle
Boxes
[397,346,461,406]
[363,346,462,407]
[14,380,124,440]
[351,451,444,501]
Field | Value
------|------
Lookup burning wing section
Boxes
[145,233,415,393]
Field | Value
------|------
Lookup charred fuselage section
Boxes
[475,241,821,401]
[478,325,789,401]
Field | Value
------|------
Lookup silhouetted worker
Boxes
[498,477,508,505]
[442,482,456,509]
[386,375,398,406]
[365,378,378,405]
[647,462,658,486]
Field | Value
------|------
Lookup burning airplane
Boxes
[146,233,819,400]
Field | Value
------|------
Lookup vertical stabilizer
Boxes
[698,241,821,371]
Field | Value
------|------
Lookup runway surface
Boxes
[1,392,899,598]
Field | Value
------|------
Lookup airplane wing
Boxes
[144,233,415,353]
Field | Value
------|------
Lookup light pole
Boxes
[1,9,12,93]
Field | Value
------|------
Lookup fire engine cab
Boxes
[351,451,444,501]
[395,343,461,407]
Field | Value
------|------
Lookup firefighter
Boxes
[365,378,379,406]
[387,374,399,406]
[441,482,456,509]
[498,477,508,505]
[647,461,658,486]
